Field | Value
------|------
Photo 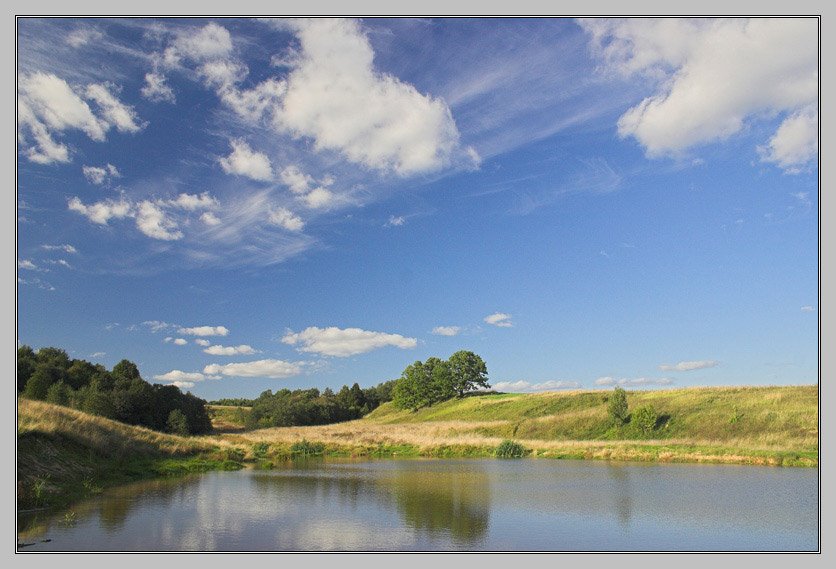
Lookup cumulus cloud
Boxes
[218,138,274,182]
[431,326,461,336]
[154,370,206,383]
[658,360,719,372]
[758,106,818,173]
[484,312,513,328]
[68,192,217,241]
[268,207,305,232]
[172,338,188,346]
[164,22,234,67]
[83,163,120,185]
[41,244,77,254]
[595,376,673,386]
[203,359,302,378]
[580,18,818,171]
[194,338,211,346]
[17,259,39,270]
[203,344,258,356]
[178,325,229,337]
[200,211,222,226]
[268,18,478,176]
[493,380,580,392]
[68,196,132,224]
[281,326,417,357]
[135,200,183,241]
[141,71,176,103]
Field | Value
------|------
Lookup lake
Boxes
[17,458,818,551]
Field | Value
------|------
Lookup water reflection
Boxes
[17,459,818,551]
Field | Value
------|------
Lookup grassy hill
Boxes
[17,399,241,510]
[234,385,818,466]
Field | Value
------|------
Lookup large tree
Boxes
[447,350,490,397]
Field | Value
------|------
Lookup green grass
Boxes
[366,385,817,451]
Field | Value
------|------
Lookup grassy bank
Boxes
[226,386,817,467]
[17,399,244,511]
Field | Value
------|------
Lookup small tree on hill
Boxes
[166,409,190,436]
[608,386,629,426]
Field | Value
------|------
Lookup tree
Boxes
[393,360,432,410]
[632,406,658,436]
[17,345,37,392]
[66,360,99,390]
[111,359,141,385]
[608,386,629,426]
[45,381,71,406]
[24,363,65,400]
[166,409,190,436]
[425,357,455,404]
[447,351,489,397]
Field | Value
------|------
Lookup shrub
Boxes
[495,440,526,458]
[632,405,658,436]
[166,409,190,436]
[607,386,629,425]
[290,439,325,456]
[252,442,269,458]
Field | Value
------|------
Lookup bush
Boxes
[252,442,269,458]
[290,439,325,456]
[607,387,629,425]
[166,409,190,436]
[495,440,526,458]
[632,405,658,436]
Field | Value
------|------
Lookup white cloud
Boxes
[262,18,478,175]
[759,106,818,173]
[595,376,673,386]
[385,215,406,227]
[203,359,302,379]
[141,71,176,103]
[17,276,55,291]
[268,207,305,232]
[658,360,718,372]
[89,351,106,359]
[135,200,183,241]
[195,338,211,346]
[164,22,234,67]
[800,305,815,312]
[41,244,77,254]
[83,163,120,185]
[493,380,580,392]
[173,338,188,346]
[44,259,72,269]
[178,325,229,337]
[580,18,818,167]
[85,83,144,133]
[431,326,461,337]
[282,326,417,357]
[171,381,196,390]
[218,138,274,182]
[68,192,217,241]
[68,196,132,224]
[484,312,513,328]
[143,320,176,333]
[279,165,314,194]
[167,192,218,211]
[200,211,222,226]
[154,370,206,383]
[203,344,258,356]
[301,186,335,209]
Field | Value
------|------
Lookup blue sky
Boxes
[16,17,819,399]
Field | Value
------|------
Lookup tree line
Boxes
[17,345,212,435]
[244,380,397,429]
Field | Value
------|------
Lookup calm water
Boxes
[18,459,818,551]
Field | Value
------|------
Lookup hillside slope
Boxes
[235,386,817,466]
[17,399,232,509]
